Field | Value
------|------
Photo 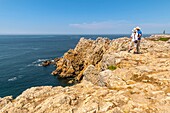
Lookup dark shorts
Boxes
[134,40,138,43]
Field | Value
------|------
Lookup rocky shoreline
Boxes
[1,35,170,113]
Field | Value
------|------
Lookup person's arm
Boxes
[130,34,132,39]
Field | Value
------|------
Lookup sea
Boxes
[0,34,150,98]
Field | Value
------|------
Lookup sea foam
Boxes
[27,59,50,67]
[8,77,17,82]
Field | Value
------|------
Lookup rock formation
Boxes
[42,60,51,67]
[1,35,170,113]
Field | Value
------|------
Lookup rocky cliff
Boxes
[1,35,170,113]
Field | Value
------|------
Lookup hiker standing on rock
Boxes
[135,26,142,54]
[128,28,138,53]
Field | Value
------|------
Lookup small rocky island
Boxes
[1,35,170,113]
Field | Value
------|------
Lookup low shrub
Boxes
[159,38,170,41]
[108,65,117,70]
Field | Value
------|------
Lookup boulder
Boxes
[42,60,51,67]
[83,65,101,85]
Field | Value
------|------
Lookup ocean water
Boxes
[0,34,150,98]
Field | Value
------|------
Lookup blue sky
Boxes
[0,0,170,34]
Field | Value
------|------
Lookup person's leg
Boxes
[128,41,133,52]
[134,42,137,53]
[137,40,140,53]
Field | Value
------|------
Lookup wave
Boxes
[27,64,42,67]
[32,48,40,50]
[8,77,17,82]
[18,75,24,78]
[34,64,42,67]
[32,59,50,64]
[19,67,24,70]
[8,74,24,82]
[27,58,51,67]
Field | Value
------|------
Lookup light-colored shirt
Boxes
[131,32,138,42]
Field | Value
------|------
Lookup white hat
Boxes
[132,28,136,32]
[136,26,141,30]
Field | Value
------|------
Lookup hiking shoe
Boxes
[133,52,138,54]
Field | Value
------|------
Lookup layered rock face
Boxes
[1,35,170,113]
[51,37,125,80]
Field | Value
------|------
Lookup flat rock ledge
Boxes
[1,35,170,113]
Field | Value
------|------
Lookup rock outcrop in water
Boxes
[1,35,170,113]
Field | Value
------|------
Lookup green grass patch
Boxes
[108,65,117,71]
[159,38,170,41]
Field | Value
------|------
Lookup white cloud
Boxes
[69,20,135,34]
[69,20,130,30]
[69,21,170,34]
[1,20,170,34]
[69,22,112,30]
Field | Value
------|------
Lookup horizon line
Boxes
[0,33,161,35]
